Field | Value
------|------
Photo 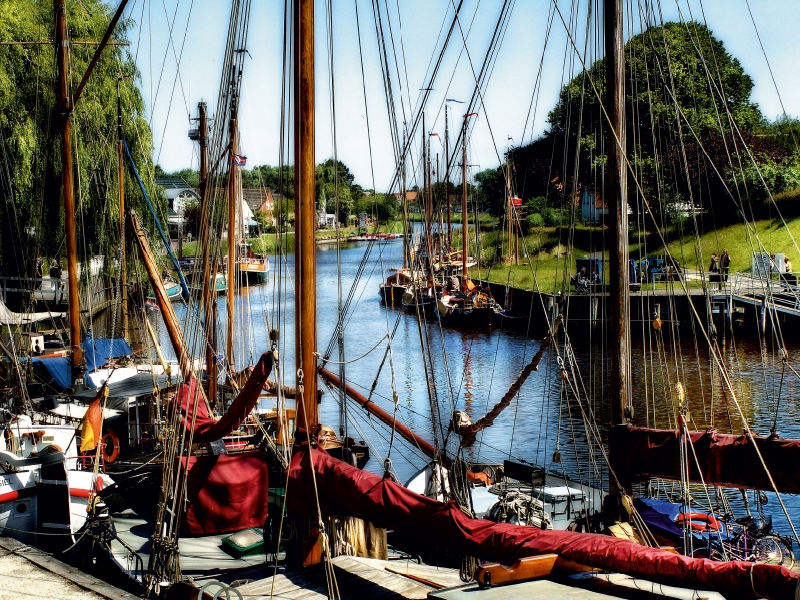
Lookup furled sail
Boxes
[0,297,64,326]
[179,351,274,442]
[610,424,800,494]
[287,446,799,600]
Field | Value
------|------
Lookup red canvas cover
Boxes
[609,424,800,494]
[178,352,274,443]
[287,446,799,600]
[180,450,268,535]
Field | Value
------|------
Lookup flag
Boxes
[231,154,247,167]
[80,397,102,452]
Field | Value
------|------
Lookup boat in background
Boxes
[237,242,269,282]
[379,267,411,305]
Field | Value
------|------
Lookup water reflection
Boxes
[123,237,799,533]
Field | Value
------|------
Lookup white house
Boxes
[155,177,200,230]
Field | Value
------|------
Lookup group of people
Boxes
[708,249,731,288]
[709,249,795,288]
[571,266,601,294]
[34,257,64,288]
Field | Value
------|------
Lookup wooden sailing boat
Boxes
[436,113,500,323]
[284,1,800,598]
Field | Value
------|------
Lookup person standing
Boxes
[35,258,43,289]
[709,253,719,289]
[720,249,731,285]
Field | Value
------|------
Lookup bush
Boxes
[527,213,544,228]
[542,207,561,227]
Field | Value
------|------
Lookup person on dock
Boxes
[709,253,720,289]
[783,256,794,289]
[720,249,731,285]
[35,257,43,289]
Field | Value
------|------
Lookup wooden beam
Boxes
[71,0,130,108]
[126,210,191,379]
[318,367,447,466]
[55,0,81,381]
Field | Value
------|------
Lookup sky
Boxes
[124,0,800,192]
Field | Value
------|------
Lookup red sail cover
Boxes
[180,450,268,535]
[287,447,799,600]
[610,424,800,494]
[178,352,274,443]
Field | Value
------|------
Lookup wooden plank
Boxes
[475,554,559,588]
[0,536,140,600]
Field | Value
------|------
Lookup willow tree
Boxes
[0,0,158,278]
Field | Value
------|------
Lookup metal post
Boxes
[445,106,451,247]
[226,113,237,371]
[402,131,408,270]
[462,118,468,282]
[196,102,216,401]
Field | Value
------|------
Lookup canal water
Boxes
[152,237,799,534]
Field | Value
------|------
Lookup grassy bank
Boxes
[467,216,800,292]
[663,217,800,272]
[172,221,405,258]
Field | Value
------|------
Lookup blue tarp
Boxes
[634,498,729,543]
[82,336,133,377]
[32,356,71,390]
[26,337,133,391]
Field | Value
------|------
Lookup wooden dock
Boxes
[0,536,139,600]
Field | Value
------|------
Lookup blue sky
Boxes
[125,0,800,191]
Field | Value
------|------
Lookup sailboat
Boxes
[3,0,799,598]
[280,1,800,598]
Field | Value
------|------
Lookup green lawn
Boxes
[663,217,800,272]
[472,217,800,292]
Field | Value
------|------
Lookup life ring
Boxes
[101,430,121,463]
[677,512,721,532]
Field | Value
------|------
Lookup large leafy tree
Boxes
[0,0,156,277]
[506,21,797,222]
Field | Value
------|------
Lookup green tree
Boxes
[473,167,506,215]
[0,0,157,277]
[510,21,775,224]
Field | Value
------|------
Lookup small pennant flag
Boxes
[80,397,102,452]
[231,154,247,167]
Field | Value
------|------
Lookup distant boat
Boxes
[347,232,398,242]
[237,242,269,282]
[378,268,411,305]
[147,278,182,302]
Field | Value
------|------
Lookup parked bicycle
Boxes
[690,513,794,568]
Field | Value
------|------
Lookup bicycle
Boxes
[690,513,794,568]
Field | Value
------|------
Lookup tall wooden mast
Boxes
[196,102,216,400]
[226,109,238,371]
[605,0,629,428]
[445,106,451,246]
[425,121,433,241]
[402,131,408,270]
[55,0,82,379]
[117,78,128,340]
[295,0,318,432]
[461,118,468,281]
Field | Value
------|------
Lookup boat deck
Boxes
[235,557,733,600]
[236,555,462,599]
[430,573,725,600]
